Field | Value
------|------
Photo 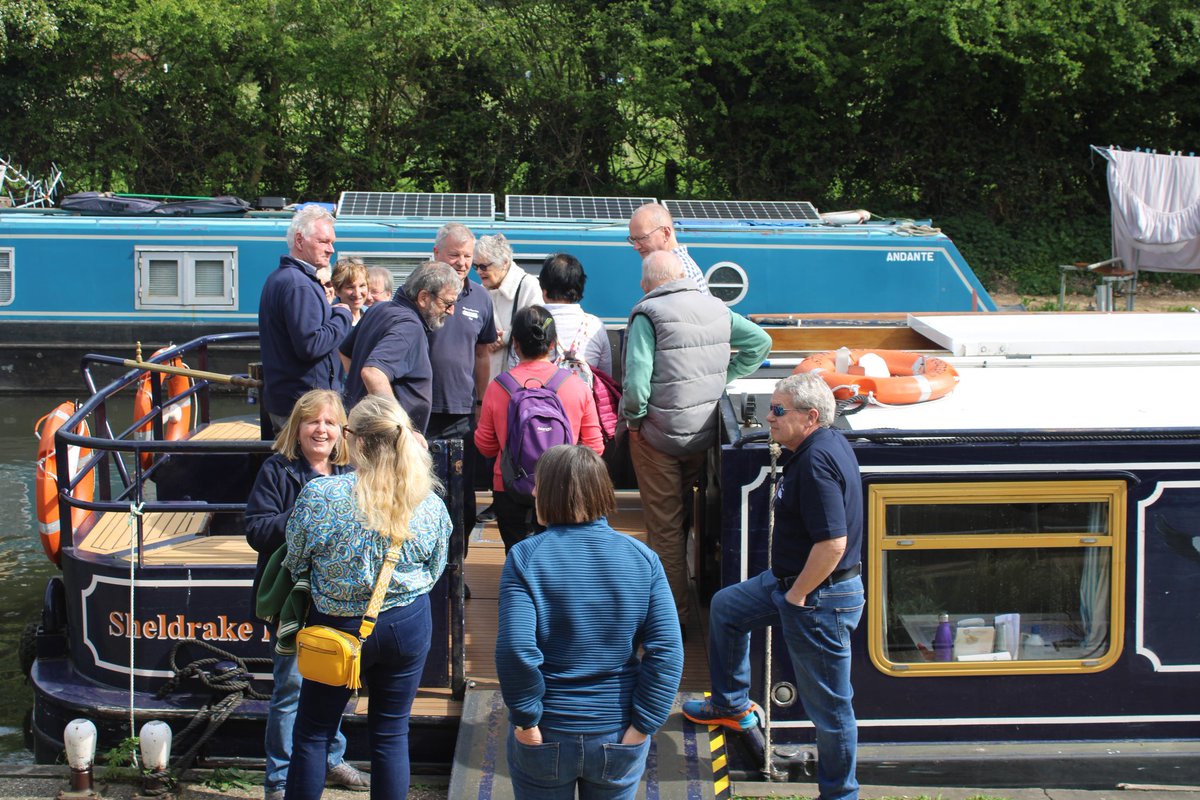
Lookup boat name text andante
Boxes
[886,251,935,262]
[108,612,267,642]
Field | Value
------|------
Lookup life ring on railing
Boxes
[34,402,94,566]
[795,349,959,404]
[133,347,193,470]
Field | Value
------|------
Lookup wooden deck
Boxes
[409,491,712,718]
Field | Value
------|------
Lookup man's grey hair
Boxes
[775,372,836,427]
[642,250,684,286]
[474,232,513,269]
[367,266,393,294]
[404,261,461,300]
[435,222,475,249]
[287,205,334,246]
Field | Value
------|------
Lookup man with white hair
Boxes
[623,250,770,637]
[259,205,352,432]
[627,202,711,294]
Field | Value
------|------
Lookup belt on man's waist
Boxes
[777,563,862,593]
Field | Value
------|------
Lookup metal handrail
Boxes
[54,332,266,563]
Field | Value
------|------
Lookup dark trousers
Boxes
[426,412,477,556]
[285,597,431,800]
[493,490,545,553]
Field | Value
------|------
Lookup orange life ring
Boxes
[795,349,958,404]
[133,348,193,470]
[35,402,95,566]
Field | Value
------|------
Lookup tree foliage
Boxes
[1,0,1197,249]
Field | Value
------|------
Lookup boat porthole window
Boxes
[705,261,747,306]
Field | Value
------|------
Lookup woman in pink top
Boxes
[475,305,603,552]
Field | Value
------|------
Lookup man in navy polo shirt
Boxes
[684,372,865,800]
[340,261,461,433]
[258,205,352,431]
[426,223,498,555]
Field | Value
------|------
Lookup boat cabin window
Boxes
[135,247,236,309]
[0,248,12,304]
[868,480,1125,676]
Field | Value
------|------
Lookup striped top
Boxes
[495,519,684,734]
[283,473,451,617]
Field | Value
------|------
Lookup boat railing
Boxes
[55,332,269,563]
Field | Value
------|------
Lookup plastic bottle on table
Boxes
[933,612,953,662]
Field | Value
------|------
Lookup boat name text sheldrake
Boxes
[886,251,935,262]
[108,612,268,642]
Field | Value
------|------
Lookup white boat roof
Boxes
[909,312,1200,357]
[735,313,1200,432]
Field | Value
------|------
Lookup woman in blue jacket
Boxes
[244,389,366,799]
[495,445,684,800]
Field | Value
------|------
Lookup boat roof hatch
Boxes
[909,312,1200,357]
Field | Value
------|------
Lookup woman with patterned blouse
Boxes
[283,395,452,800]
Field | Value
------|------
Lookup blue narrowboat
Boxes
[0,192,993,390]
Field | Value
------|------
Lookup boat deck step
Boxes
[78,509,214,555]
[447,689,721,800]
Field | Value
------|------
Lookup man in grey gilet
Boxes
[622,251,771,635]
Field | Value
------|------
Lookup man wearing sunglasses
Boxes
[684,372,864,800]
[627,203,711,295]
[339,261,461,433]
[623,250,770,640]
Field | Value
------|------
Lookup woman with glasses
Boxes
[245,390,367,799]
[282,395,452,800]
[474,233,544,381]
[496,444,683,800]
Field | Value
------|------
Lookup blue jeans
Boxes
[284,596,431,800]
[265,647,348,792]
[507,727,651,800]
[707,570,865,800]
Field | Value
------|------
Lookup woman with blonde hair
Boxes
[245,389,367,799]
[474,232,543,379]
[282,395,452,800]
[331,257,370,325]
[496,445,683,799]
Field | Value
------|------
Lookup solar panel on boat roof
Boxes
[663,199,820,221]
[336,192,495,220]
[505,195,657,222]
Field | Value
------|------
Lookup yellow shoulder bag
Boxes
[296,545,401,690]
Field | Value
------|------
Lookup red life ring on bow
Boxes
[133,348,193,470]
[795,349,958,404]
[34,402,94,566]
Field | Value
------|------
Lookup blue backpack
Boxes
[496,369,574,505]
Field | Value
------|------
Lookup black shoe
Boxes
[476,505,496,523]
[464,583,472,600]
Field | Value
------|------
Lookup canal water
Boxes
[0,391,255,763]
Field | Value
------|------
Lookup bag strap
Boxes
[496,370,521,398]
[356,542,402,641]
[545,368,571,393]
[505,273,528,362]
[570,314,592,354]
